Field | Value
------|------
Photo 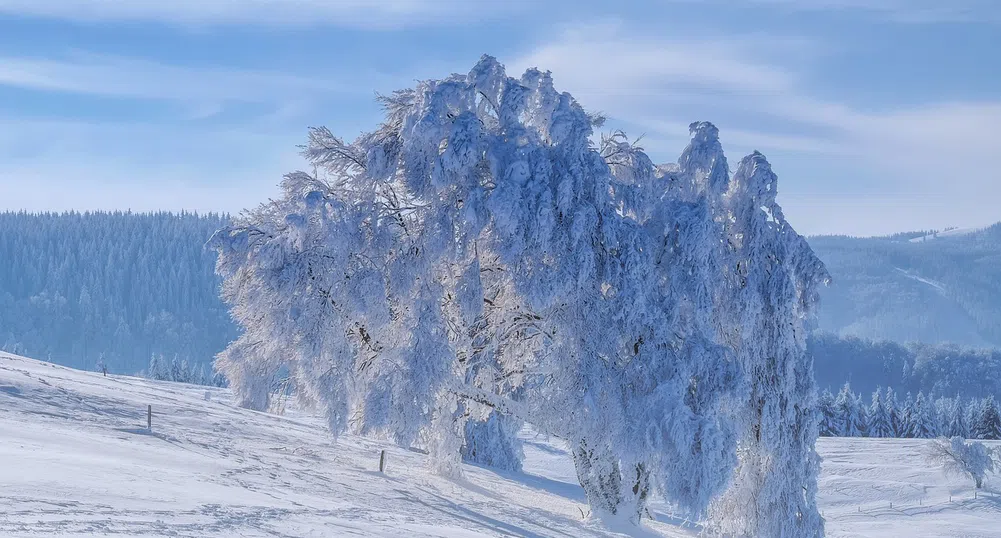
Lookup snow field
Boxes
[2,352,1000,537]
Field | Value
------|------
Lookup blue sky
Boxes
[0,0,998,236]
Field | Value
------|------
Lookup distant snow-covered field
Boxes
[1,352,999,537]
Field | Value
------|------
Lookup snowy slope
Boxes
[0,352,691,538]
[908,227,983,243]
[2,352,1000,537]
[818,437,1001,538]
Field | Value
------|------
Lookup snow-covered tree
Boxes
[145,352,217,386]
[835,383,864,437]
[461,411,524,472]
[907,392,937,438]
[928,437,997,488]
[868,387,894,438]
[705,149,828,537]
[899,392,915,438]
[817,389,839,436]
[210,56,824,529]
[945,397,969,439]
[971,397,1001,440]
[885,387,902,437]
[146,354,171,378]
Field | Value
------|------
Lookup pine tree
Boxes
[817,389,839,436]
[967,399,986,439]
[147,354,168,381]
[868,387,893,438]
[907,392,937,438]
[855,391,870,437]
[946,398,968,439]
[836,383,864,436]
[973,397,1001,440]
[885,387,902,438]
[900,392,915,438]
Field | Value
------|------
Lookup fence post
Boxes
[147,404,152,431]
[379,450,386,473]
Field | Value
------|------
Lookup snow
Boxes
[908,227,982,243]
[895,267,948,294]
[818,437,1001,538]
[0,352,691,537]
[2,351,1000,537]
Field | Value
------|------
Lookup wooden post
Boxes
[147,404,152,430]
[379,450,386,473]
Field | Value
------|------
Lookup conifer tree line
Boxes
[818,383,1001,440]
[0,211,238,373]
[143,354,227,387]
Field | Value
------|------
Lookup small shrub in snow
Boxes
[928,436,997,489]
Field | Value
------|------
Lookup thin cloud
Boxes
[0,0,524,28]
[511,25,1001,178]
[0,53,348,102]
[676,0,1001,24]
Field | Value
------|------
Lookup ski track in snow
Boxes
[2,352,1000,537]
[895,268,948,295]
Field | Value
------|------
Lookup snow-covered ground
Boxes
[2,352,999,537]
[908,227,983,243]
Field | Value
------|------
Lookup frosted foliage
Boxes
[706,151,829,538]
[210,56,826,529]
[461,411,524,472]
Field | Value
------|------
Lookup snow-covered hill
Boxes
[2,352,1000,537]
[811,222,1001,348]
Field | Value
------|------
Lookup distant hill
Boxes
[0,211,237,374]
[1,212,998,389]
[810,222,1001,348]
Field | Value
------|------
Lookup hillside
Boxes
[0,211,237,374]
[811,222,1001,348]
[1,212,1000,387]
[2,352,1000,537]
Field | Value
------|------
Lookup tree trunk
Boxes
[622,463,652,523]
[572,439,623,517]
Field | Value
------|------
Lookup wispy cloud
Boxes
[0,52,347,102]
[511,24,1001,168]
[0,0,524,28]
[685,0,1001,24]
[509,23,1001,234]
[511,22,798,106]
